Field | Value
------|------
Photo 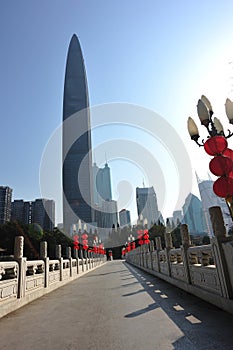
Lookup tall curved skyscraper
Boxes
[63,34,93,234]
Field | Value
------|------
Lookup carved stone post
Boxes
[209,206,233,298]
[80,249,84,272]
[165,231,173,276]
[149,240,155,270]
[155,237,162,272]
[66,247,72,277]
[40,241,49,287]
[180,224,191,284]
[14,236,27,298]
[55,245,63,281]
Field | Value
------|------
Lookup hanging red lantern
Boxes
[204,136,228,156]
[83,245,88,250]
[81,233,88,240]
[213,176,233,197]
[139,239,144,245]
[209,155,233,176]
[223,148,233,160]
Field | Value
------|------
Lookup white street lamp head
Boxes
[201,95,213,114]
[213,117,224,134]
[187,117,199,138]
[225,98,233,124]
[197,99,210,125]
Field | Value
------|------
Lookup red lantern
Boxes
[81,233,88,239]
[213,176,233,197]
[204,136,228,156]
[223,148,233,160]
[209,156,233,176]
[139,239,144,245]
[83,245,88,250]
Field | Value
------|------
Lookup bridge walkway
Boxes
[0,260,233,350]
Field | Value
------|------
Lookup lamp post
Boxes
[187,95,233,218]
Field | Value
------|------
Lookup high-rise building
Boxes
[136,186,159,227]
[119,209,131,227]
[0,186,12,224]
[101,199,118,230]
[11,198,55,231]
[63,34,93,234]
[11,200,31,224]
[173,210,183,226]
[31,199,55,231]
[198,179,233,236]
[182,193,206,234]
[93,162,112,206]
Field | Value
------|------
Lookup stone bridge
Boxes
[1,206,233,349]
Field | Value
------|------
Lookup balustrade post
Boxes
[55,245,63,281]
[180,224,191,284]
[66,247,72,277]
[164,231,173,276]
[155,237,162,272]
[209,206,233,298]
[14,236,27,298]
[40,241,49,287]
[80,249,84,272]
[74,248,79,274]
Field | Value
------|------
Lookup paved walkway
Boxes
[1,261,233,350]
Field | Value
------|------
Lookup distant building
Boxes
[119,209,131,227]
[93,162,112,205]
[11,198,55,231]
[11,200,31,224]
[0,186,12,224]
[32,199,55,231]
[173,210,183,226]
[136,186,159,228]
[101,199,118,230]
[198,179,233,237]
[182,193,206,235]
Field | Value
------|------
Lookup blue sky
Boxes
[2,1,233,225]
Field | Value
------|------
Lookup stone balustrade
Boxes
[126,206,233,315]
[0,237,106,319]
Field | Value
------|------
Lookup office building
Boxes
[119,209,131,227]
[11,198,55,231]
[0,186,12,224]
[198,179,233,236]
[136,186,159,228]
[63,34,93,233]
[182,193,206,235]
[31,199,55,232]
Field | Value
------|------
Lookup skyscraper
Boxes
[0,186,12,224]
[31,199,55,231]
[198,179,233,236]
[119,209,131,227]
[136,186,159,227]
[182,193,206,234]
[93,162,112,205]
[63,34,93,234]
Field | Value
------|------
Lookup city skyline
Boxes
[2,2,233,225]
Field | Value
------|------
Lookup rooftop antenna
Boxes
[105,152,108,165]
[142,179,145,188]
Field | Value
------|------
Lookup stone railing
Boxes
[126,206,233,315]
[0,238,106,319]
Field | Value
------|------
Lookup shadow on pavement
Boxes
[123,262,233,350]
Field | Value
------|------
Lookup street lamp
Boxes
[187,96,233,146]
[187,95,233,218]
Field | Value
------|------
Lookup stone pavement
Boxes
[0,260,233,350]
